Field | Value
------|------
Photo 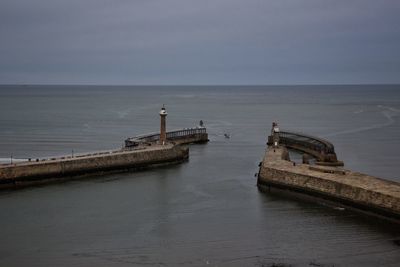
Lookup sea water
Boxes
[0,85,399,266]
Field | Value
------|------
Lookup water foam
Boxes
[325,105,399,137]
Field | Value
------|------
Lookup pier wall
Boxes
[0,145,188,189]
[258,147,400,221]
[171,133,209,145]
[125,128,208,148]
[268,130,342,166]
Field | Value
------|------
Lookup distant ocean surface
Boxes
[0,85,399,266]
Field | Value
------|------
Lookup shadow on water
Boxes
[258,186,400,232]
[0,156,189,195]
[253,188,400,266]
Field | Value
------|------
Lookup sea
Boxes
[0,85,399,266]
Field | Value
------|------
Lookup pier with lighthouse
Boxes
[0,106,208,189]
[258,122,400,222]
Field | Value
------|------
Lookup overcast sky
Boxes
[0,0,399,85]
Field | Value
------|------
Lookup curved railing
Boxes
[125,127,207,147]
[279,131,335,155]
[268,130,341,165]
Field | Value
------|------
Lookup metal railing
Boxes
[278,131,335,154]
[125,127,207,147]
[167,127,206,139]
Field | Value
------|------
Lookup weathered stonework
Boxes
[258,147,400,221]
[170,133,209,145]
[0,105,209,190]
[0,144,188,189]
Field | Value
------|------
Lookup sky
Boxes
[0,0,399,85]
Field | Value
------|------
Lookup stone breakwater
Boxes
[0,144,188,189]
[257,147,400,222]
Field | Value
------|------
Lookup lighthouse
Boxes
[272,122,280,147]
[159,105,167,145]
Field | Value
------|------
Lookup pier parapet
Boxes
[267,123,343,166]
[0,144,189,189]
[125,106,208,148]
[259,123,400,222]
[125,127,208,148]
[0,106,208,189]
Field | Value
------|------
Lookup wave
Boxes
[324,105,399,137]
[110,108,132,119]
[175,94,196,98]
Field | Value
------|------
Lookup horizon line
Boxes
[1,83,400,87]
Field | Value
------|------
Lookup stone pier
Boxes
[258,146,400,221]
[0,144,188,189]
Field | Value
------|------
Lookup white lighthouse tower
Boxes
[272,122,280,147]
